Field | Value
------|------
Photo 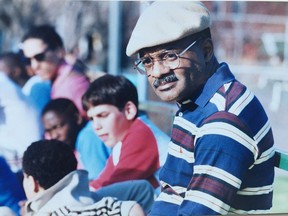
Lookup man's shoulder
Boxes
[65,70,89,85]
[53,67,89,93]
[57,62,89,82]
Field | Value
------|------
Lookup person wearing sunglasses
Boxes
[20,25,90,117]
[126,2,275,215]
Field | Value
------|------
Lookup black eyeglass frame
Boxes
[134,39,199,76]
[25,48,51,65]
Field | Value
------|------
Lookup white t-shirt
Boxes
[0,73,42,172]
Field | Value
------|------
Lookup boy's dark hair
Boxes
[22,24,63,51]
[82,74,139,115]
[22,139,77,189]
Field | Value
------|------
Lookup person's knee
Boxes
[133,180,154,192]
[130,180,155,213]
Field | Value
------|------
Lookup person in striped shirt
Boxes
[126,1,275,215]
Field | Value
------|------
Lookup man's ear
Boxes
[202,38,214,62]
[26,174,40,193]
[75,113,83,125]
[124,101,137,120]
[31,176,40,193]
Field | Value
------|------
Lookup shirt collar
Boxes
[178,62,235,109]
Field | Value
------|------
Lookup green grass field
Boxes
[270,170,288,214]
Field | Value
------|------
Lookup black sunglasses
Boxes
[31,48,50,61]
[25,48,50,65]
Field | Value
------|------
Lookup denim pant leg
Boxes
[91,179,155,213]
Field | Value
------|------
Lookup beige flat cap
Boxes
[126,1,210,56]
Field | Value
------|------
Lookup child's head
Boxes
[42,98,84,149]
[22,139,77,199]
[0,52,29,87]
[82,74,139,112]
[82,74,139,147]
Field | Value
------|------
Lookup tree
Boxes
[0,0,113,68]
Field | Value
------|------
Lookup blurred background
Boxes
[0,0,287,212]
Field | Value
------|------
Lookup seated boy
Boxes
[82,74,160,190]
[22,139,145,215]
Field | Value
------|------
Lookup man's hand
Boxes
[18,200,27,216]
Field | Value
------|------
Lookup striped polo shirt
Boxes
[150,63,275,215]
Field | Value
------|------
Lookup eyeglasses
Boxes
[134,40,198,76]
[27,48,50,64]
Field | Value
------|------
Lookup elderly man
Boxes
[126,2,275,215]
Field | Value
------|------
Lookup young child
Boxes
[82,74,160,190]
[21,139,145,215]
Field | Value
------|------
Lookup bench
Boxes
[274,149,288,172]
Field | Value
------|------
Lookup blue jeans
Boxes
[92,179,155,213]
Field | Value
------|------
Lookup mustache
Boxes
[153,74,178,89]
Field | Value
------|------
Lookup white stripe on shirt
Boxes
[228,88,254,115]
[185,190,230,214]
[254,147,275,165]
[156,192,183,206]
[174,117,198,133]
[168,142,195,163]
[237,185,273,195]
[194,165,242,188]
[210,92,226,111]
[196,122,258,158]
[254,120,271,141]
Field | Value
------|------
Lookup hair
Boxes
[22,24,63,51]
[42,98,85,148]
[42,98,80,123]
[0,52,29,86]
[82,74,139,115]
[22,139,77,189]
[194,28,211,40]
